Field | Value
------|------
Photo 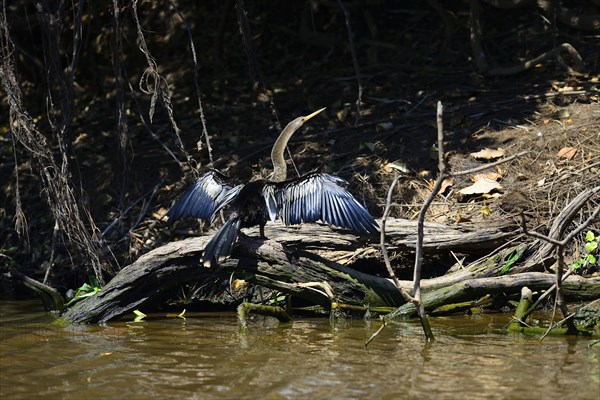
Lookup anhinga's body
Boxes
[168,108,378,267]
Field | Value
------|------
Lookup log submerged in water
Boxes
[60,218,599,323]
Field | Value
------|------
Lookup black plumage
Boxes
[167,109,378,267]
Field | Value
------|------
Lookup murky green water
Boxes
[1,299,599,399]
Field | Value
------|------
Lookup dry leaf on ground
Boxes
[473,171,502,181]
[459,177,502,195]
[454,212,471,223]
[470,148,506,160]
[556,147,578,159]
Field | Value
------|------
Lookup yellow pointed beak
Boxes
[302,107,326,122]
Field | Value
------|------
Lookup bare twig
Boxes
[370,172,414,348]
[126,79,182,166]
[1,3,108,283]
[111,0,130,205]
[44,221,59,285]
[377,100,528,343]
[545,298,600,341]
[168,1,214,167]
[9,133,28,245]
[235,0,281,131]
[365,317,387,348]
[410,101,449,341]
[100,181,164,239]
[380,174,408,293]
[453,151,529,177]
[131,0,195,169]
[518,268,575,322]
[336,0,363,125]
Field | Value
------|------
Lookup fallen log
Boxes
[388,273,600,319]
[60,217,515,322]
[60,217,598,323]
[60,235,404,323]
[241,218,517,261]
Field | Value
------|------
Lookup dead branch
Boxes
[380,175,410,297]
[519,198,600,334]
[388,273,600,319]
[168,0,214,166]
[57,232,600,324]
[131,0,194,168]
[514,186,600,273]
[8,266,64,312]
[336,0,363,125]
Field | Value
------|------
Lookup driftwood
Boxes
[61,218,512,322]
[60,216,600,323]
[240,217,516,261]
[7,266,64,312]
[514,186,600,273]
[388,273,600,319]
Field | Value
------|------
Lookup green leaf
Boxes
[78,283,94,292]
[133,309,147,322]
[585,231,595,242]
[65,282,101,307]
[587,255,597,265]
[76,290,99,299]
[585,241,598,252]
[499,250,521,274]
[570,262,581,270]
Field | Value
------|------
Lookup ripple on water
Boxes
[1,302,599,399]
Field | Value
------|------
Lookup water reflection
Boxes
[1,300,599,399]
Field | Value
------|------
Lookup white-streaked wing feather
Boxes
[263,172,378,234]
[168,170,242,223]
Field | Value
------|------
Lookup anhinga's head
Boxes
[270,107,326,182]
[283,107,327,135]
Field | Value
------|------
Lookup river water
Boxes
[1,299,598,399]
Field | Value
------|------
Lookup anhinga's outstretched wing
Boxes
[263,172,379,235]
[167,170,242,224]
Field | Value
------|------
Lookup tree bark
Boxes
[388,273,600,319]
[59,217,599,323]
[60,218,513,322]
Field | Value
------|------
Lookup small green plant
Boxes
[133,309,147,322]
[570,231,598,270]
[499,250,521,275]
[66,276,101,307]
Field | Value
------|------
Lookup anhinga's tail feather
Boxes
[202,218,241,267]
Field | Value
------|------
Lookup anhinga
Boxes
[168,108,378,267]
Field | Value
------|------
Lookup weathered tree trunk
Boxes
[61,218,514,322]
[60,234,403,323]
[60,217,599,323]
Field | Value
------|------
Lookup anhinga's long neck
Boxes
[270,108,326,183]
[270,121,297,183]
